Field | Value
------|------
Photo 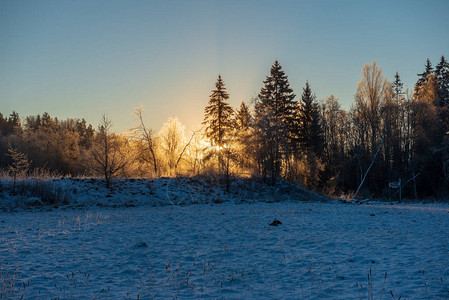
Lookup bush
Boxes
[15,179,71,206]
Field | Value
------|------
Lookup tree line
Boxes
[1,56,448,198]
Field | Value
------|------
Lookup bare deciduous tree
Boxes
[353,60,390,157]
[91,115,128,188]
[159,117,185,176]
[132,107,158,176]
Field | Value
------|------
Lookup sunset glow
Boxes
[1,1,448,134]
[1,1,448,298]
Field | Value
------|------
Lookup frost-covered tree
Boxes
[91,115,128,188]
[349,61,392,193]
[133,106,158,176]
[353,61,389,157]
[322,95,348,167]
[7,145,30,193]
[158,117,186,176]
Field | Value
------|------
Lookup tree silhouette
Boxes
[255,60,296,184]
[203,75,235,173]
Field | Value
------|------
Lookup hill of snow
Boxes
[0,176,327,211]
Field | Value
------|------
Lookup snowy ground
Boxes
[0,177,326,211]
[1,200,449,299]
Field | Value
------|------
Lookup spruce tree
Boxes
[435,55,449,135]
[257,61,296,132]
[235,101,252,130]
[203,75,235,172]
[435,55,449,107]
[297,81,323,155]
[234,101,254,173]
[415,59,434,99]
[255,60,296,184]
[392,71,404,99]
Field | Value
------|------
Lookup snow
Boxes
[1,190,449,299]
[0,177,327,210]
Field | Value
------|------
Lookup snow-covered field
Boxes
[1,199,449,299]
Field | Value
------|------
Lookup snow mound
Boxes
[0,176,328,211]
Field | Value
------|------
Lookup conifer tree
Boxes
[257,61,296,136]
[297,81,323,155]
[202,75,235,172]
[235,101,252,130]
[435,55,449,135]
[255,60,296,184]
[435,55,449,107]
[392,71,404,99]
[235,101,254,172]
[414,59,433,99]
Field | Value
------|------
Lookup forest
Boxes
[1,57,449,199]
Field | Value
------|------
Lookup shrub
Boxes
[15,179,71,206]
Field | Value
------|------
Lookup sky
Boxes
[1,0,448,134]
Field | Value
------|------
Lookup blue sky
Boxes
[1,0,448,133]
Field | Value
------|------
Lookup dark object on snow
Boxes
[135,241,147,248]
[269,220,282,226]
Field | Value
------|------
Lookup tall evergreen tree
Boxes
[255,60,296,184]
[203,75,235,171]
[414,59,434,99]
[435,55,449,107]
[297,81,323,155]
[392,71,404,99]
[257,61,296,132]
[234,101,254,174]
[235,101,252,130]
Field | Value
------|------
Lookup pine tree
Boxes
[435,55,449,107]
[434,55,449,135]
[235,101,252,130]
[202,75,235,172]
[297,81,323,155]
[255,60,296,184]
[392,71,404,99]
[6,111,21,135]
[257,61,296,134]
[414,59,433,99]
[235,101,254,172]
